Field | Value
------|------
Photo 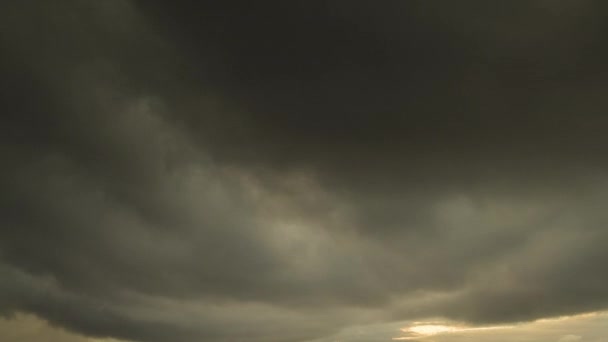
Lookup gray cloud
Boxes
[3,1,608,341]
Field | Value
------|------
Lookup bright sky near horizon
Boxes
[4,311,608,342]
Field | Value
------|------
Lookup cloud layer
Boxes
[3,1,608,341]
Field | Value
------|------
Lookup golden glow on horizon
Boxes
[394,322,514,340]
[408,324,458,335]
[393,312,608,341]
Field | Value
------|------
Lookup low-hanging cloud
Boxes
[3,1,608,341]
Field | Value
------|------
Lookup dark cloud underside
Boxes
[2,1,608,341]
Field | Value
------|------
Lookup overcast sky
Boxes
[2,1,608,342]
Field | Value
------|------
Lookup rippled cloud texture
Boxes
[2,1,608,341]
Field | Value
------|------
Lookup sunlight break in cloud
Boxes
[394,322,513,340]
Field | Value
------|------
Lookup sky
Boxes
[2,1,608,341]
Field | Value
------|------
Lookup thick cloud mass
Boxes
[3,1,608,341]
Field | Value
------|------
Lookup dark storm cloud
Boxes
[3,1,608,342]
[139,0,608,174]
